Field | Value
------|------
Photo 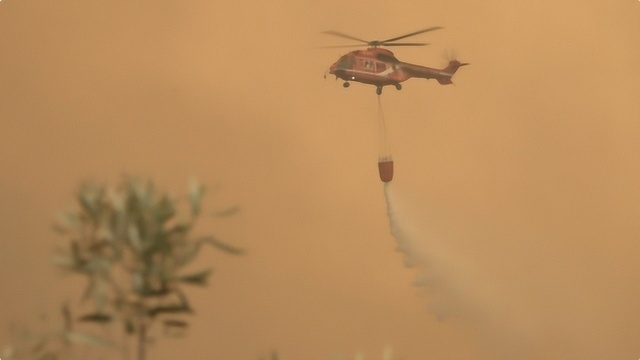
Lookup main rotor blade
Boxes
[381,26,443,44]
[383,42,429,46]
[318,44,367,48]
[322,31,369,44]
[320,42,427,48]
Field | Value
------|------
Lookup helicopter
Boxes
[323,27,468,95]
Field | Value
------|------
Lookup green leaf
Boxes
[187,178,204,217]
[166,222,191,236]
[139,287,171,298]
[89,275,109,309]
[30,336,47,354]
[147,304,191,318]
[127,223,142,251]
[155,195,176,224]
[71,241,82,266]
[77,183,104,222]
[65,331,112,347]
[213,206,240,218]
[80,277,95,303]
[83,257,110,275]
[62,303,72,331]
[203,236,245,255]
[133,272,144,294]
[174,241,202,268]
[38,352,57,360]
[176,269,212,286]
[163,319,189,337]
[106,187,125,212]
[54,211,80,231]
[51,255,74,268]
[125,319,135,334]
[88,240,111,253]
[163,319,188,328]
[52,223,69,235]
[78,312,112,323]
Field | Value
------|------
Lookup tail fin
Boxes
[437,60,469,85]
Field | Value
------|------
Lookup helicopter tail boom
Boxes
[402,59,468,85]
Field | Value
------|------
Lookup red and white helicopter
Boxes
[324,27,468,95]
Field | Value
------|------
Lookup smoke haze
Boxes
[2,1,640,359]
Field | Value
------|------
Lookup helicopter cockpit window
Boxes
[337,55,352,69]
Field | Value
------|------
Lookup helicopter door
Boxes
[376,62,386,73]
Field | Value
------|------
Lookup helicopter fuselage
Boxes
[328,47,467,94]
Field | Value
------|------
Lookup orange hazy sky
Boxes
[1,1,640,359]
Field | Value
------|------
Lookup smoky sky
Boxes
[1,1,640,359]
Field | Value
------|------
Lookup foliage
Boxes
[51,177,243,359]
[1,304,111,360]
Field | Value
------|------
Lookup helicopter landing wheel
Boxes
[395,84,402,91]
[376,86,382,95]
[343,82,350,88]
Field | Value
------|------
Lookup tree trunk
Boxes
[138,320,146,360]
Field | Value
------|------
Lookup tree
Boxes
[52,177,243,360]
